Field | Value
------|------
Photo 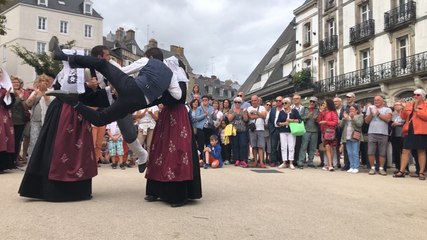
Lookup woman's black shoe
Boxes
[144,195,158,202]
[170,200,188,208]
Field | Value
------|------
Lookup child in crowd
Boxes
[99,135,110,164]
[219,119,231,165]
[203,135,223,169]
[106,121,126,170]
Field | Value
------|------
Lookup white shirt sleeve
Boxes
[168,73,182,100]
[120,57,149,75]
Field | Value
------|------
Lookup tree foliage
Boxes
[0,0,8,35]
[10,40,76,76]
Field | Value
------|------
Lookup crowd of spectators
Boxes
[187,85,427,181]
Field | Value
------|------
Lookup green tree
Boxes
[0,0,8,35]
[11,40,76,76]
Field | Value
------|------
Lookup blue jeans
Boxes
[346,140,360,169]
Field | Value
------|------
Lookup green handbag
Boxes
[289,121,306,136]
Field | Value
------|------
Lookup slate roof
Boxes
[239,19,296,100]
[0,0,103,19]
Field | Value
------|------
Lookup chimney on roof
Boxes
[170,45,184,56]
[125,29,135,41]
[148,38,158,48]
[115,27,125,41]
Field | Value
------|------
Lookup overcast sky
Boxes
[93,0,306,84]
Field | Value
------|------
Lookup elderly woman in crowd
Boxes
[394,89,427,180]
[276,97,301,169]
[25,74,54,159]
[11,76,30,167]
[0,68,16,173]
[340,105,364,173]
[390,101,407,174]
[318,99,339,171]
[228,96,249,167]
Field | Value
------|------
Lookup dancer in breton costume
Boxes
[0,68,16,173]
[19,50,97,201]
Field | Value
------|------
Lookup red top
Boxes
[317,110,338,133]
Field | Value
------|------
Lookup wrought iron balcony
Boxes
[324,0,336,12]
[318,51,427,93]
[349,19,375,45]
[319,35,338,57]
[384,1,416,32]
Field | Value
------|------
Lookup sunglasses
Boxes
[309,100,316,103]
[283,102,289,105]
[237,95,243,97]
[234,101,241,104]
[414,94,421,97]
[266,104,271,106]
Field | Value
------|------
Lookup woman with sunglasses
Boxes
[394,89,427,180]
[228,96,249,167]
[276,97,301,169]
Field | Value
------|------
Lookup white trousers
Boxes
[279,132,296,161]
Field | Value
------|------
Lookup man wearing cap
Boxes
[297,96,319,168]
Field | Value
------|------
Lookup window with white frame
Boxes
[37,42,46,54]
[132,45,136,54]
[398,36,408,69]
[220,89,224,97]
[84,2,93,15]
[303,59,312,71]
[303,22,311,46]
[328,19,335,37]
[60,21,68,34]
[360,49,370,70]
[328,60,335,78]
[38,17,47,30]
[360,4,370,22]
[84,24,92,38]
[38,0,48,6]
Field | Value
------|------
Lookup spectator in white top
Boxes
[247,95,267,168]
[134,105,159,153]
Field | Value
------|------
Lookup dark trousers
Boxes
[73,55,147,126]
[270,129,281,164]
[196,128,213,159]
[232,132,248,162]
[412,149,421,174]
[221,143,231,162]
[12,124,26,163]
[293,136,302,166]
[360,141,369,166]
[116,114,138,144]
[390,136,407,171]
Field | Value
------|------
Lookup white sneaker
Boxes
[347,168,354,173]
[322,166,328,171]
[278,163,286,169]
[352,169,359,174]
[289,164,295,170]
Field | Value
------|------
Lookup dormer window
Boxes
[38,0,48,6]
[132,45,136,54]
[84,0,93,15]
